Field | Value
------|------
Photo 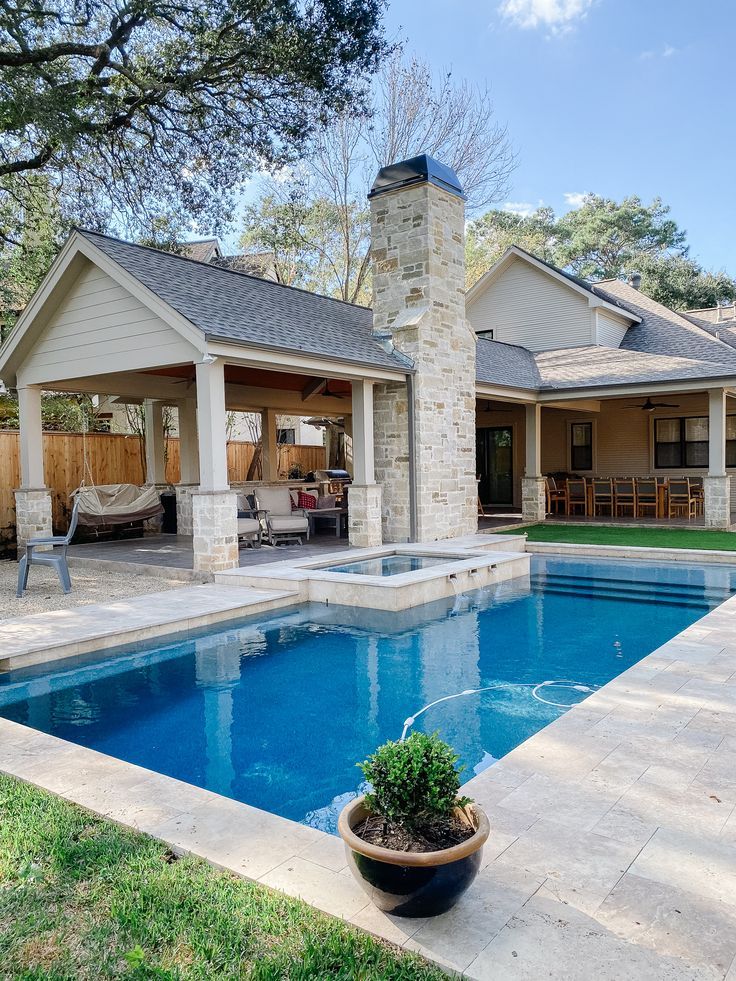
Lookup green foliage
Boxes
[0,774,443,980]
[0,391,107,432]
[360,732,471,831]
[467,194,736,311]
[0,0,389,249]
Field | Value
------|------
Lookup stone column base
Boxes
[14,488,53,553]
[175,483,198,536]
[704,474,731,529]
[349,484,383,547]
[191,490,239,573]
[521,476,546,522]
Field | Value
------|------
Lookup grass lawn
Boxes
[0,776,444,980]
[502,523,736,551]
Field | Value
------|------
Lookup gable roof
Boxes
[78,231,404,372]
[476,337,541,390]
[180,238,223,263]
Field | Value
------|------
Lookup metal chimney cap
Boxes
[627,271,642,290]
[368,154,466,200]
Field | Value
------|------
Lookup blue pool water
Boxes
[323,553,449,576]
[1,555,733,832]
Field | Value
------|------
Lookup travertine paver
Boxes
[1,587,736,977]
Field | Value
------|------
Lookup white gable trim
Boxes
[467,247,642,326]
[0,231,206,386]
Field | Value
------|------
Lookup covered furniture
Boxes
[73,483,164,526]
[253,486,310,545]
[17,497,80,597]
[235,494,263,548]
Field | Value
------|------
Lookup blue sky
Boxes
[382,0,735,274]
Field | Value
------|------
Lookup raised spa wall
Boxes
[214,540,530,612]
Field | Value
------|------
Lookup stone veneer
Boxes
[704,474,731,528]
[347,484,383,547]
[175,483,198,536]
[521,475,546,522]
[14,488,53,551]
[370,178,477,543]
[191,490,238,573]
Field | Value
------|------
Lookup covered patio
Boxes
[476,384,736,529]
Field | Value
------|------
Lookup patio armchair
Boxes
[253,486,310,546]
[635,478,658,518]
[689,477,705,516]
[613,478,636,517]
[236,494,264,548]
[17,496,80,598]
[566,478,587,516]
[592,478,614,516]
[668,478,698,520]
[545,476,567,515]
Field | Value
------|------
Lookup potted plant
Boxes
[338,732,489,917]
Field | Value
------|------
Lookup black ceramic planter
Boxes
[337,796,490,918]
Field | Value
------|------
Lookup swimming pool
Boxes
[1,554,733,833]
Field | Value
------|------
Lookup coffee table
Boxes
[307,507,348,538]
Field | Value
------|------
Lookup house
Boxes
[1,153,734,574]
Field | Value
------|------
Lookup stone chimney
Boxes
[369,154,477,542]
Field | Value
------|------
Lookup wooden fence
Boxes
[0,431,326,542]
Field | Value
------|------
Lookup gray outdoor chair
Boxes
[16,496,80,598]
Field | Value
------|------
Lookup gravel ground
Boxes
[0,560,183,622]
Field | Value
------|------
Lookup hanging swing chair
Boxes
[71,408,165,528]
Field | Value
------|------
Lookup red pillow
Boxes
[297,491,317,510]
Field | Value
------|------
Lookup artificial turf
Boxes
[502,523,736,551]
[0,775,444,980]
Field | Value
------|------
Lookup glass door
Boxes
[477,427,513,506]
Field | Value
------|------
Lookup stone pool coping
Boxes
[527,540,736,565]
[1,564,736,977]
[0,583,298,671]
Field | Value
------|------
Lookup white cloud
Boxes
[563,191,587,209]
[639,42,678,61]
[503,200,543,217]
[498,0,594,34]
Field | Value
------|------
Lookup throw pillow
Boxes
[297,490,317,510]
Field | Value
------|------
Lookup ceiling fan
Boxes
[624,397,680,412]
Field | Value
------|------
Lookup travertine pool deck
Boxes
[1,557,736,977]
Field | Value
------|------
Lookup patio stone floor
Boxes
[1,558,736,976]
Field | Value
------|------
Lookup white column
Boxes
[144,399,166,484]
[17,386,45,488]
[195,359,229,491]
[177,399,199,484]
[351,380,375,484]
[261,408,278,482]
[524,402,542,477]
[708,388,727,476]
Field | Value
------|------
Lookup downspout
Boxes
[406,373,418,543]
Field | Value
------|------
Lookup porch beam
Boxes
[351,380,375,484]
[708,387,727,476]
[178,398,199,484]
[261,408,278,481]
[195,358,229,491]
[143,399,166,484]
[17,385,45,488]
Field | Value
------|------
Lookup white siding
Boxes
[467,257,594,351]
[595,309,629,348]
[20,261,199,385]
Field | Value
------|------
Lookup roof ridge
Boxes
[76,228,373,315]
[475,335,534,355]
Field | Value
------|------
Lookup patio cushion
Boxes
[237,517,260,535]
[254,486,292,515]
[269,515,309,533]
[297,491,317,509]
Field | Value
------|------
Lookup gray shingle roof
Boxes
[476,337,541,389]
[80,230,405,372]
[533,345,736,391]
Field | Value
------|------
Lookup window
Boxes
[476,329,494,340]
[277,428,295,445]
[654,415,736,469]
[570,422,592,471]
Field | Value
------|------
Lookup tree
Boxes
[0,0,389,249]
[466,194,736,311]
[465,207,556,286]
[239,51,516,305]
[553,194,686,280]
